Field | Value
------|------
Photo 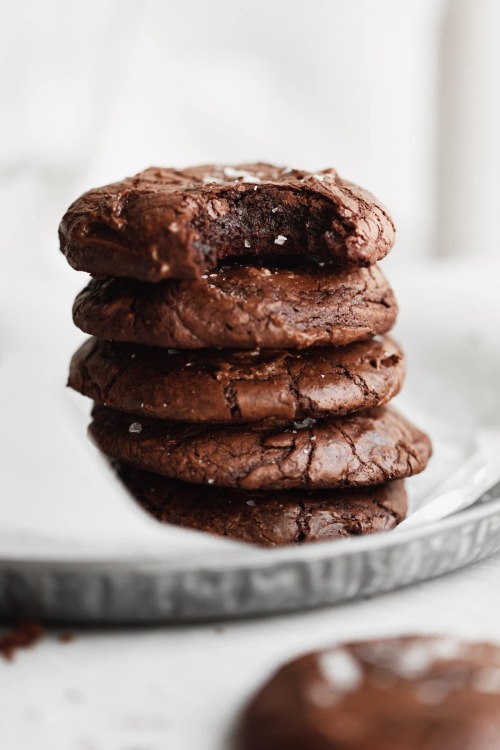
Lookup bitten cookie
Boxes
[117,464,407,546]
[59,164,395,281]
[69,336,405,423]
[72,264,397,349]
[89,406,432,490]
[239,636,500,750]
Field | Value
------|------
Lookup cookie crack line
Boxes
[295,499,311,544]
[370,494,400,525]
[304,426,317,485]
[221,381,242,420]
[282,356,302,413]
[100,359,135,403]
[335,423,370,481]
[337,362,368,399]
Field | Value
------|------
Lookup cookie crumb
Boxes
[58,632,74,644]
[0,621,45,662]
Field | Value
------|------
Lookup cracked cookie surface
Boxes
[240,636,500,750]
[116,464,407,546]
[60,163,395,281]
[73,263,397,349]
[69,336,405,423]
[89,406,432,490]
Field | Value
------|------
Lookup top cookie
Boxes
[59,164,395,281]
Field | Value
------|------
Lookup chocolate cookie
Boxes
[59,164,395,281]
[89,406,432,490]
[73,264,397,349]
[240,636,500,750]
[69,336,405,423]
[116,464,407,546]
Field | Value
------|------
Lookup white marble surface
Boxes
[1,259,499,749]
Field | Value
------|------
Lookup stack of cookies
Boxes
[60,164,431,547]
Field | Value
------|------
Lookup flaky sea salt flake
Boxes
[293,418,317,430]
[203,175,224,184]
[319,649,363,693]
[223,167,261,183]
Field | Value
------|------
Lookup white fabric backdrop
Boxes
[2,0,447,271]
[3,0,499,275]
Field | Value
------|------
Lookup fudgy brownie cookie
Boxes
[239,636,500,750]
[59,164,395,281]
[73,264,397,349]
[117,464,407,545]
[90,406,432,490]
[69,336,405,423]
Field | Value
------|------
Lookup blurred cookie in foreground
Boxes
[239,635,500,749]
[69,336,405,424]
[116,463,407,546]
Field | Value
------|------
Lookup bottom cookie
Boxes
[239,636,500,749]
[115,463,407,547]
